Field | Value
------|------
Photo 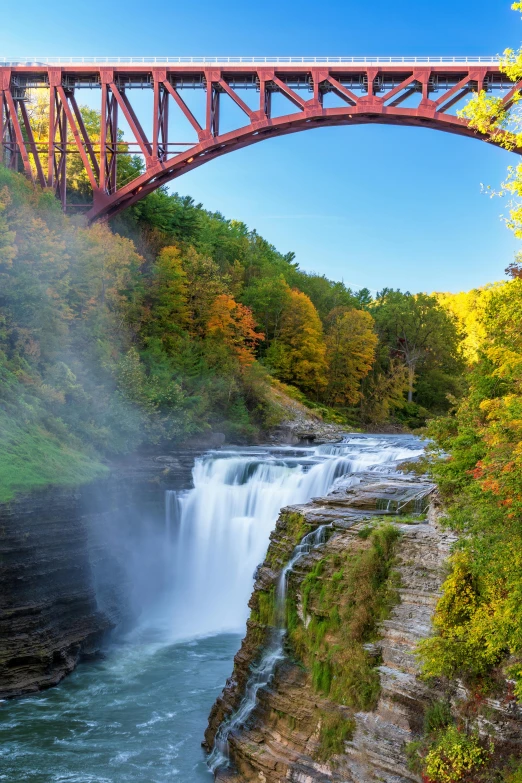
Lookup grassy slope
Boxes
[0,411,107,504]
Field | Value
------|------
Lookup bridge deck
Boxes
[0,55,502,66]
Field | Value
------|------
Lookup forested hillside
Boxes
[406,10,522,776]
[0,161,463,501]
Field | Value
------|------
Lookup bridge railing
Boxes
[0,55,501,66]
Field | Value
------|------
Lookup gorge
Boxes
[4,5,522,775]
[0,433,428,782]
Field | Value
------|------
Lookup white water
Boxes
[145,435,423,643]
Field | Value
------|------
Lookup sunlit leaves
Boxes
[206,294,264,369]
[325,308,377,406]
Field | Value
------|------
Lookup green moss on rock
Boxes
[287,524,401,712]
[265,510,312,569]
[315,709,356,761]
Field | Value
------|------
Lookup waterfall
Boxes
[276,524,331,616]
[165,489,181,544]
[200,435,424,773]
[154,436,423,643]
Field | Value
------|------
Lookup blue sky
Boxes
[2,0,521,293]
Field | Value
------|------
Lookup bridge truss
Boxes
[0,58,520,221]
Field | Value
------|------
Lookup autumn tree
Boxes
[324,307,378,406]
[183,248,228,337]
[285,272,358,321]
[25,91,143,203]
[436,287,501,364]
[0,176,70,363]
[205,294,264,368]
[266,289,328,395]
[67,222,143,334]
[360,359,409,424]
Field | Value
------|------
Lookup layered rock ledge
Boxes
[205,470,455,782]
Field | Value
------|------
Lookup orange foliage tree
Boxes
[206,293,264,369]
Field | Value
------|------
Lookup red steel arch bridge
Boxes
[1,56,520,221]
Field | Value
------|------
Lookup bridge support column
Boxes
[100,70,118,196]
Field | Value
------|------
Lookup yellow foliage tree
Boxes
[266,288,328,395]
[24,89,143,201]
[143,245,190,349]
[436,286,501,363]
[325,307,378,406]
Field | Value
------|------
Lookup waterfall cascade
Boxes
[156,435,424,642]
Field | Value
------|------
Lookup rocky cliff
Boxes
[204,470,456,782]
[0,449,200,699]
[0,486,114,698]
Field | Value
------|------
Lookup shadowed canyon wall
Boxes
[0,451,199,699]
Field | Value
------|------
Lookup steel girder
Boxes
[0,62,520,221]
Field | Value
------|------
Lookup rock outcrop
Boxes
[0,486,112,698]
[205,470,454,782]
[0,449,200,699]
[265,385,347,444]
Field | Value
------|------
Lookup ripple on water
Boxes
[0,634,239,782]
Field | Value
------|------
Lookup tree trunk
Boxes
[408,366,414,403]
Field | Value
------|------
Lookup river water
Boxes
[0,434,424,782]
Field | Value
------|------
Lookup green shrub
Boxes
[424,726,491,783]
[424,700,453,734]
[315,710,356,761]
[0,410,107,503]
[503,759,522,783]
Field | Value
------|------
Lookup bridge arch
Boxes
[0,58,519,221]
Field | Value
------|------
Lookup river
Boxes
[0,434,424,782]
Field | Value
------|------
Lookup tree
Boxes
[206,294,264,369]
[129,190,202,246]
[183,248,228,337]
[266,289,328,395]
[436,288,500,364]
[324,308,378,406]
[25,91,143,203]
[0,187,16,270]
[457,3,522,245]
[370,289,461,403]
[241,275,292,344]
[286,272,358,321]
[68,222,143,320]
[360,359,410,424]
[142,245,189,350]
[353,287,373,308]
[419,277,522,699]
